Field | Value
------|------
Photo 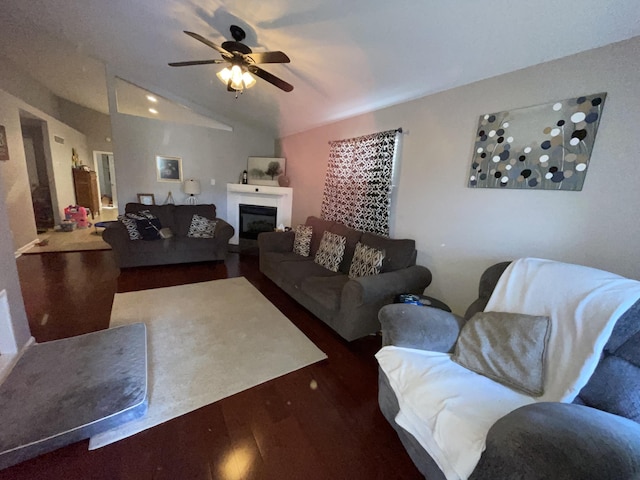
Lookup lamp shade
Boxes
[183,179,201,195]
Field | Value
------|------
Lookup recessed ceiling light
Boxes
[149,108,158,114]
[146,95,158,103]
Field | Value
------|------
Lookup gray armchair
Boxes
[378,262,640,479]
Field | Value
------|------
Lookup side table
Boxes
[395,294,451,312]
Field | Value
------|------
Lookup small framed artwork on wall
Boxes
[247,157,286,186]
[137,193,155,205]
[156,155,182,182]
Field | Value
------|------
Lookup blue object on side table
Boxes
[395,294,451,312]
[94,220,118,233]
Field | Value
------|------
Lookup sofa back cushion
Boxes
[575,298,640,423]
[305,216,335,256]
[360,232,416,272]
[174,205,217,237]
[329,223,363,273]
[125,203,176,231]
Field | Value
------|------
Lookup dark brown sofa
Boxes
[103,203,233,268]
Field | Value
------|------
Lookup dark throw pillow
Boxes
[120,210,162,240]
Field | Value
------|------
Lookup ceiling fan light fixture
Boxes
[242,71,256,89]
[229,65,244,90]
[173,28,293,93]
[216,67,232,84]
[216,65,256,92]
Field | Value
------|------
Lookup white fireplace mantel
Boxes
[226,184,293,245]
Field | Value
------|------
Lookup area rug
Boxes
[88,277,327,449]
[24,209,118,254]
[23,228,111,254]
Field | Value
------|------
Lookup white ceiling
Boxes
[1,0,639,137]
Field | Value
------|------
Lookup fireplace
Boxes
[226,184,293,246]
[239,204,277,240]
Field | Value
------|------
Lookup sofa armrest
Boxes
[471,402,640,480]
[258,230,295,253]
[378,303,465,352]
[214,218,234,242]
[102,221,130,249]
[343,265,432,306]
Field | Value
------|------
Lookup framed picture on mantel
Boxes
[247,157,285,186]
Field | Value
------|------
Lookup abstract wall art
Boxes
[468,93,606,191]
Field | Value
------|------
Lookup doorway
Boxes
[93,151,117,212]
[21,117,54,233]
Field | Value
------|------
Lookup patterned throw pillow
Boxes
[314,231,346,272]
[187,214,217,238]
[119,210,161,240]
[293,225,313,257]
[119,215,142,240]
[348,242,385,279]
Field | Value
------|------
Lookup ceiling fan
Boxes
[169,25,293,94]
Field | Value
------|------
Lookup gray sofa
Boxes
[103,203,234,268]
[258,216,432,341]
[378,262,640,479]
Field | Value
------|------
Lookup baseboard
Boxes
[14,238,40,258]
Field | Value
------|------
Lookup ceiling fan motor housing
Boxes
[229,25,246,42]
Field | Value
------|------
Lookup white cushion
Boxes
[377,346,534,480]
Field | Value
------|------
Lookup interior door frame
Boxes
[92,150,117,211]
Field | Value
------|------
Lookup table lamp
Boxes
[183,179,201,205]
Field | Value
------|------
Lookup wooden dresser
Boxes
[72,168,100,218]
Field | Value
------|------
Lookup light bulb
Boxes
[230,65,244,90]
[216,67,232,84]
[242,72,256,88]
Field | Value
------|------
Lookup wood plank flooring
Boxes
[5,251,422,479]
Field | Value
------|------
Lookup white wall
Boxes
[109,112,276,215]
[278,36,640,315]
[0,177,31,354]
[0,55,60,119]
[0,88,90,250]
[57,98,113,155]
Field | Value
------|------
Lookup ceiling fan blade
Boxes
[248,66,294,92]
[168,59,226,67]
[245,51,290,64]
[183,31,232,59]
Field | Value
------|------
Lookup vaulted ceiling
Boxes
[1,0,639,137]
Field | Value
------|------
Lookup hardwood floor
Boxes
[5,251,422,479]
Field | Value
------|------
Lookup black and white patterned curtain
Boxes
[320,129,400,236]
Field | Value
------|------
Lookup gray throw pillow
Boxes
[452,311,551,396]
